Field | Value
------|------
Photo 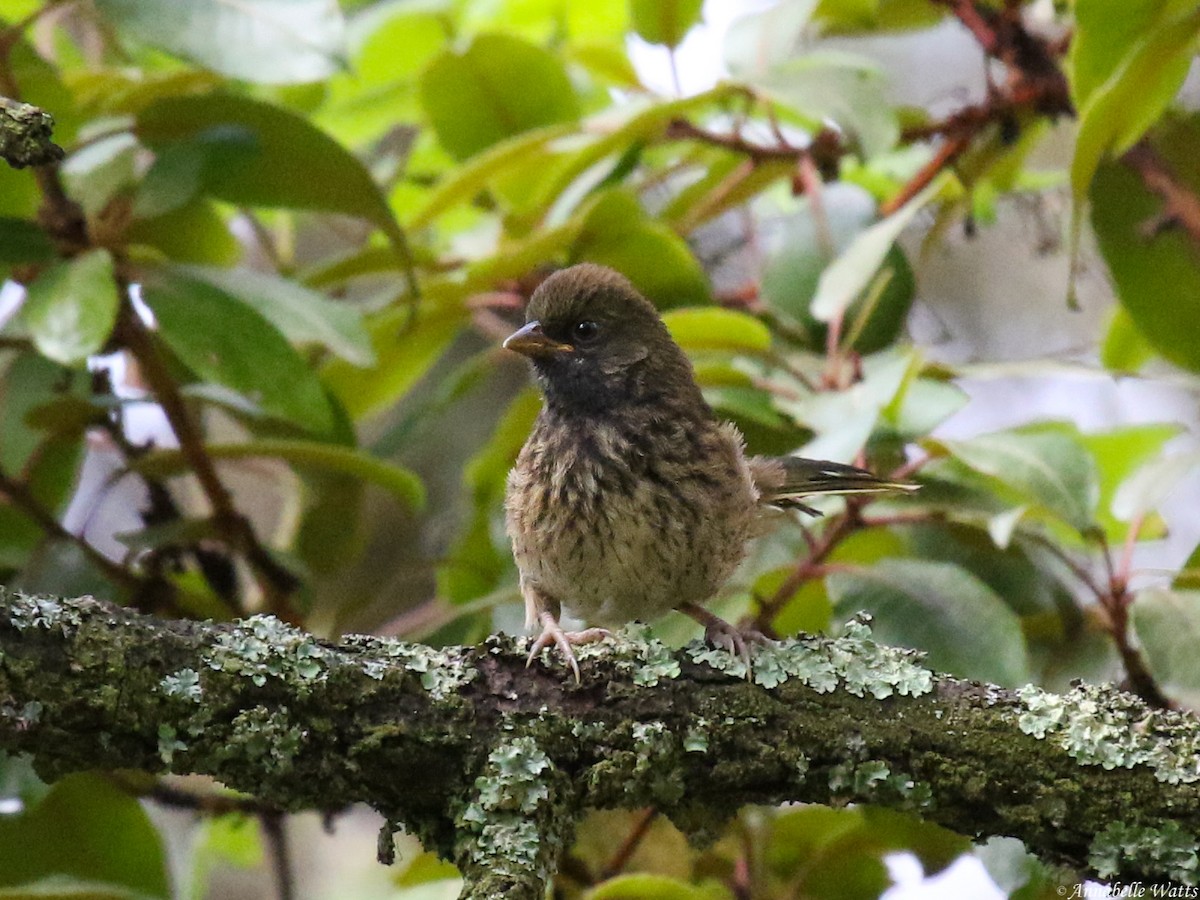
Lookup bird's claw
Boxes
[526,614,610,682]
[703,619,770,677]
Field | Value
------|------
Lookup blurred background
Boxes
[2,0,1200,897]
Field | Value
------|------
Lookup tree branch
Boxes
[2,589,1200,897]
[1122,140,1200,249]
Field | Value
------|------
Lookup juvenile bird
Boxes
[503,264,914,680]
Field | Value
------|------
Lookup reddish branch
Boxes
[598,809,659,880]
[1093,531,1172,710]
[666,0,1073,218]
[663,119,845,171]
[754,506,860,632]
[1122,141,1200,249]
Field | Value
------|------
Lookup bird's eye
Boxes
[572,320,600,344]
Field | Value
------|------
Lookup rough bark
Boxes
[2,587,1199,897]
[0,97,64,168]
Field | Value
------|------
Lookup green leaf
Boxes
[628,0,704,48]
[21,250,119,367]
[394,850,461,887]
[1069,4,1200,208]
[126,199,241,266]
[571,190,709,307]
[1176,540,1200,590]
[857,808,968,877]
[777,349,914,462]
[60,134,138,218]
[1080,424,1179,538]
[662,308,770,354]
[938,424,1098,534]
[0,876,158,898]
[438,389,539,603]
[567,41,643,88]
[95,0,346,85]
[1111,449,1200,522]
[189,814,262,900]
[574,221,710,307]
[0,218,54,266]
[762,183,915,352]
[1090,130,1200,372]
[1132,587,1200,709]
[908,522,1065,618]
[315,5,445,146]
[0,773,169,897]
[133,439,424,511]
[140,268,335,434]
[883,374,966,441]
[1100,305,1155,374]
[828,559,1030,685]
[816,0,945,32]
[811,174,947,322]
[976,836,1038,895]
[765,806,892,900]
[322,303,464,421]
[744,49,899,159]
[585,874,730,900]
[766,806,865,875]
[0,753,48,816]
[725,0,818,73]
[758,567,832,636]
[408,123,576,228]
[0,356,86,474]
[419,33,580,161]
[840,246,914,353]
[173,265,373,366]
[136,94,405,251]
[197,814,262,868]
[762,182,875,322]
[1069,0,1166,108]
[9,40,78,148]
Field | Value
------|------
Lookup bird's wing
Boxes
[748,456,917,516]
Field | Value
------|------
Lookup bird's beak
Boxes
[503,320,573,358]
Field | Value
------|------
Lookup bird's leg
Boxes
[678,602,769,672]
[524,587,610,682]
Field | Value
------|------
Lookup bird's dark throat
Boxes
[532,351,707,421]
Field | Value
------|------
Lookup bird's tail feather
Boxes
[749,456,918,516]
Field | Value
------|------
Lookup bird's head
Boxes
[503,264,702,416]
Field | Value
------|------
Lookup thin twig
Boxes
[0,465,142,593]
[1123,141,1200,248]
[599,808,657,880]
[1032,532,1170,708]
[755,506,860,632]
[667,47,683,97]
[880,132,971,216]
[1093,530,1171,709]
[112,298,299,619]
[261,811,297,900]
[110,773,283,816]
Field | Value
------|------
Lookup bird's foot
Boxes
[703,619,770,674]
[679,602,770,676]
[526,612,611,682]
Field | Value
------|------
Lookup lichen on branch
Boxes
[1,588,1199,898]
[0,96,64,168]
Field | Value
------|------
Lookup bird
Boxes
[503,263,916,680]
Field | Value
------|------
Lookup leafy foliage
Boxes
[1,0,1198,896]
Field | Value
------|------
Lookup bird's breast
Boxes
[505,413,759,626]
